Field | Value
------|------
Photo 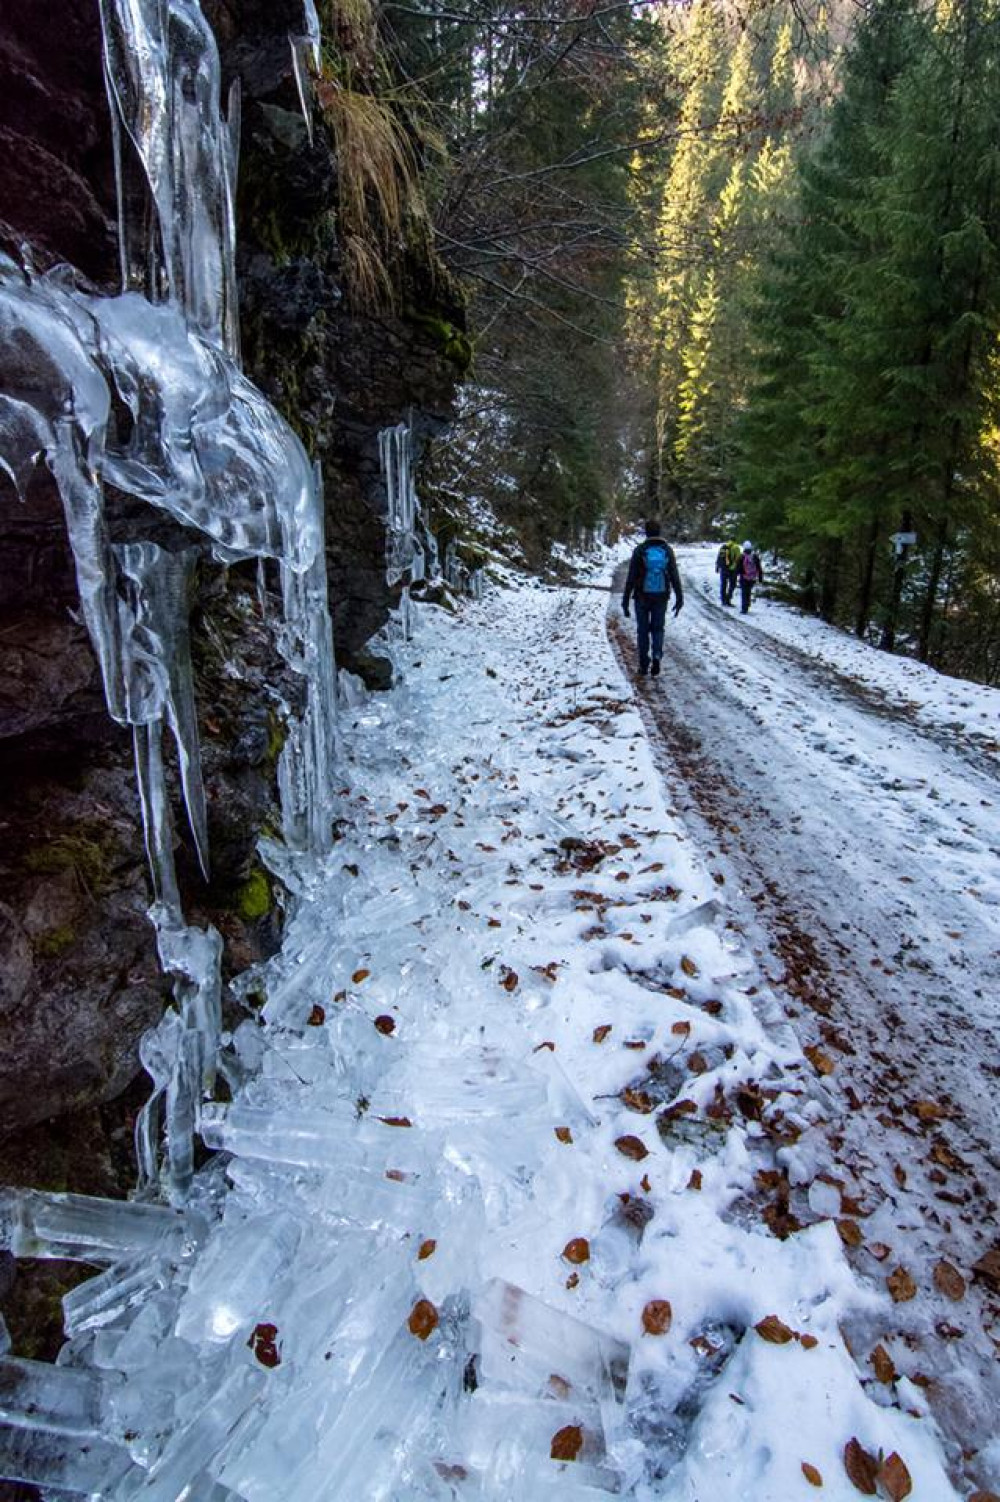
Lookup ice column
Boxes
[379,421,429,641]
[290,0,322,147]
[100,0,241,356]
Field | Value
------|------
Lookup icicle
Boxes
[116,543,210,883]
[276,462,338,854]
[99,0,238,347]
[379,422,427,642]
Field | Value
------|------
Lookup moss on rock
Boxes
[235,867,273,922]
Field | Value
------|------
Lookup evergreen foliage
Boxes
[372,0,1000,680]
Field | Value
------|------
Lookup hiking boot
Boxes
[638,663,649,676]
[651,659,661,677]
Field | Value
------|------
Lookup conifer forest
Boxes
[397,0,1000,683]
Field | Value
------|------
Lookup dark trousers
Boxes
[635,594,667,668]
[719,568,736,604]
[740,579,754,613]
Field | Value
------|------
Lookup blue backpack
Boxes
[642,541,669,594]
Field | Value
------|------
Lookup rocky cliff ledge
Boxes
[0,0,463,1190]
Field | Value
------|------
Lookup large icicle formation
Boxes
[379,421,429,642]
[379,421,485,626]
[0,0,337,1207]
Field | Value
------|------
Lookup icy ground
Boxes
[6,548,997,1499]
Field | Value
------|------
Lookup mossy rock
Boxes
[406,310,473,374]
[23,827,117,894]
[234,867,273,923]
[32,924,77,959]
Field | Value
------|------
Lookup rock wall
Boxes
[0,0,463,1146]
[208,0,467,669]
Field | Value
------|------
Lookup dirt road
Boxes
[610,549,1000,1477]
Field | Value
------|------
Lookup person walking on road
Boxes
[715,539,741,606]
[736,540,764,614]
[621,518,683,677]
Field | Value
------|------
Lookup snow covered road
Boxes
[3,556,995,1500]
[611,541,1000,1474]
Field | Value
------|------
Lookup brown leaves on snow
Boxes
[248,1322,281,1368]
[641,1299,672,1336]
[408,1299,439,1341]
[878,1453,913,1501]
[869,1343,897,1385]
[843,1438,879,1495]
[562,1237,591,1265]
[932,1259,966,1301]
[843,1440,912,1499]
[754,1315,795,1345]
[804,1043,836,1076]
[550,1424,583,1461]
[614,1135,649,1161]
[886,1266,917,1303]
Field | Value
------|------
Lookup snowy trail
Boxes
[1,560,983,1500]
[611,542,1000,1466]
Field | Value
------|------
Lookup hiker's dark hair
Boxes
[644,517,662,537]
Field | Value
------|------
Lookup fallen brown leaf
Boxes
[374,1014,396,1035]
[641,1299,672,1335]
[801,1461,823,1487]
[804,1044,835,1076]
[593,1024,612,1043]
[887,1266,917,1303]
[671,1020,692,1037]
[621,1087,655,1114]
[933,1259,966,1301]
[562,1237,591,1265]
[843,1436,878,1495]
[754,1315,795,1345]
[615,1134,649,1161]
[680,955,699,977]
[687,1168,703,1191]
[418,1239,436,1261]
[878,1452,912,1501]
[307,1004,326,1026]
[870,1343,896,1384]
[550,1424,583,1462]
[837,1219,863,1248]
[554,1126,573,1144]
[972,1247,1000,1292]
[352,968,371,985]
[408,1299,439,1340]
[248,1322,280,1368]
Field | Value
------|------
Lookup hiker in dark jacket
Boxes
[621,518,683,677]
[715,539,741,606]
[736,540,764,614]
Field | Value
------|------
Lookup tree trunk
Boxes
[918,518,949,662]
[820,537,841,622]
[855,518,879,638]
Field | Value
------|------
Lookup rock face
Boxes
[207,0,467,666]
[0,0,462,1142]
